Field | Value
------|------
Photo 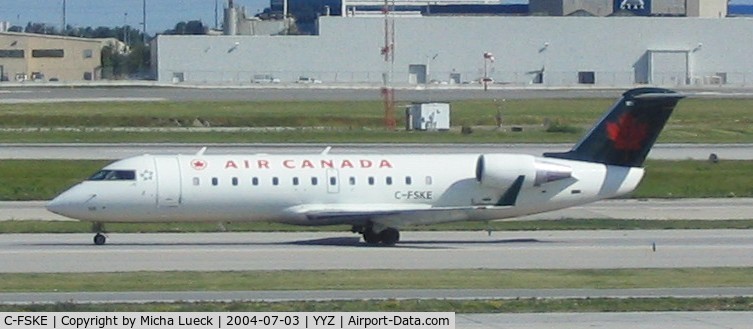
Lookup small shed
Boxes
[405,103,451,131]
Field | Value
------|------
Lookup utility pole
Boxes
[381,0,396,130]
[123,12,129,45]
[142,0,147,43]
[61,0,66,34]
[214,0,219,30]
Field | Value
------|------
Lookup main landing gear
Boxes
[92,222,107,245]
[353,222,400,246]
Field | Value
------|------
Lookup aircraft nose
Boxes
[46,186,94,219]
[46,192,74,217]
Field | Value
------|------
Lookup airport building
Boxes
[529,0,727,17]
[153,10,753,87]
[0,32,104,82]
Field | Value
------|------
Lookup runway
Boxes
[0,86,626,102]
[1,230,752,273]
[3,85,753,103]
[0,143,748,160]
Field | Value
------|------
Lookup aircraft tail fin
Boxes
[544,88,684,167]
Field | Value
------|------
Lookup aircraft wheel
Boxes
[379,228,400,246]
[362,229,380,244]
[93,233,107,246]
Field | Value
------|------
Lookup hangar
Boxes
[153,0,750,88]
[0,32,104,82]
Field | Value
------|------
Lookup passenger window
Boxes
[349,177,356,185]
[272,177,279,186]
[232,177,238,186]
[368,177,375,185]
[293,177,299,185]
[405,176,412,185]
[212,177,219,186]
[252,177,259,186]
[311,177,318,185]
[386,177,393,185]
[425,176,433,185]
[329,177,337,186]
[193,177,200,186]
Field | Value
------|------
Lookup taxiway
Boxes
[0,143,749,160]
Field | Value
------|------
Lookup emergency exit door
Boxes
[155,157,182,207]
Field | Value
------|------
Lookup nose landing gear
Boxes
[92,222,107,245]
[93,233,107,245]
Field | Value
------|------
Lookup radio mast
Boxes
[381,0,396,130]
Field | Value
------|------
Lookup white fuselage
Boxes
[47,152,644,228]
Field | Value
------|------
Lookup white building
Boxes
[153,15,753,87]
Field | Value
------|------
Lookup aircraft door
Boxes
[154,156,182,207]
[326,169,340,193]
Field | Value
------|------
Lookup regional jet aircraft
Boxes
[47,88,684,246]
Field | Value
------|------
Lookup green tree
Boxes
[100,45,125,79]
[165,20,206,35]
[24,22,57,34]
[126,43,151,78]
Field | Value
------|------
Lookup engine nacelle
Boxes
[476,154,573,189]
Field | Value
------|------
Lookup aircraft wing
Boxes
[285,203,497,227]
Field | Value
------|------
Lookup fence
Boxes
[159,69,753,88]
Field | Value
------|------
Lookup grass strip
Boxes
[2,297,753,312]
[2,268,752,293]
[3,98,753,143]
[634,160,753,198]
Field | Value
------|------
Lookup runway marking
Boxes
[0,97,167,104]
[0,90,38,94]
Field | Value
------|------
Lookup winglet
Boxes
[196,147,207,156]
[321,146,332,155]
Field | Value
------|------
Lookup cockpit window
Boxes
[88,170,136,181]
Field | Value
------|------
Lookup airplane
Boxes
[47,87,684,246]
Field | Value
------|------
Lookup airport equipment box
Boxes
[406,103,451,131]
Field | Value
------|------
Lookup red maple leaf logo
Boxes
[606,114,648,151]
[191,159,207,170]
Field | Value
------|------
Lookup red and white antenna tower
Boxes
[381,0,396,130]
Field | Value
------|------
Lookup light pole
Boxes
[142,0,147,43]
[425,53,438,85]
[483,52,495,91]
[123,12,129,46]
[62,0,66,34]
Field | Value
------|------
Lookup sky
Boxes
[0,0,269,34]
[2,0,753,35]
